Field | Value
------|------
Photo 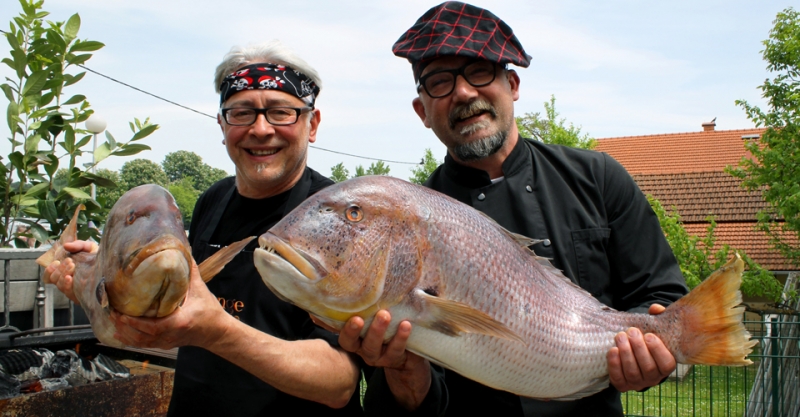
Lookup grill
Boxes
[0,248,177,417]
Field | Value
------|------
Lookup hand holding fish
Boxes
[42,240,98,304]
[339,310,432,411]
[607,304,677,393]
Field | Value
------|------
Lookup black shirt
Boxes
[167,169,365,416]
[364,138,687,417]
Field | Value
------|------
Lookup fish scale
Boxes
[254,176,756,400]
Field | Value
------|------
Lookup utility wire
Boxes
[1,28,420,165]
[76,64,421,165]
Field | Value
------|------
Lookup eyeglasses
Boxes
[220,106,313,126]
[417,61,503,98]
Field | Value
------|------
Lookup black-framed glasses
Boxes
[416,61,503,98]
[220,106,313,126]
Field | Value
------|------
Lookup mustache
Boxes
[448,100,497,128]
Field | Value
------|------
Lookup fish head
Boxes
[99,184,192,318]
[255,176,424,328]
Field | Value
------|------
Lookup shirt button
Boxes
[542,239,551,247]
[526,185,533,193]
[477,193,486,201]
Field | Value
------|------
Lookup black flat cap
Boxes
[393,1,531,80]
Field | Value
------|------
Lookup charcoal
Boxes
[0,370,20,399]
[40,377,69,392]
[93,354,130,380]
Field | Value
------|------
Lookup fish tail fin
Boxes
[663,253,757,366]
[36,204,85,267]
[198,236,255,282]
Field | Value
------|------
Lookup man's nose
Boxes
[250,113,275,137]
[451,74,480,102]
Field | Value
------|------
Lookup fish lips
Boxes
[107,235,192,317]
[255,232,328,282]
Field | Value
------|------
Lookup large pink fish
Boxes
[38,184,251,348]
[253,176,756,400]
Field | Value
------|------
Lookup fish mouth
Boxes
[108,235,192,317]
[122,235,192,276]
[256,232,328,281]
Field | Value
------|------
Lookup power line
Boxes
[0,28,421,166]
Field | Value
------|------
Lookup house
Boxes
[594,121,798,296]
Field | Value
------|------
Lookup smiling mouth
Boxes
[247,149,278,156]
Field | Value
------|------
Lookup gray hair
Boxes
[214,40,323,95]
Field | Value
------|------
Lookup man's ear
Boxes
[412,97,431,128]
[507,69,520,102]
[307,108,321,144]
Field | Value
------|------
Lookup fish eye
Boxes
[345,206,363,222]
[126,211,136,225]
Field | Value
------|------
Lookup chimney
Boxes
[702,117,716,132]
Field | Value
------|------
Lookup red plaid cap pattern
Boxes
[393,2,531,80]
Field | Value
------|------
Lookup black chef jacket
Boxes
[364,137,687,417]
[167,168,365,416]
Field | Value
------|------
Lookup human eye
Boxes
[465,62,494,82]
[228,108,255,120]
[267,107,295,122]
[425,73,453,95]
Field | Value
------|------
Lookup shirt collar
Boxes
[442,135,528,188]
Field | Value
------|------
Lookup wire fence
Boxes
[623,274,800,417]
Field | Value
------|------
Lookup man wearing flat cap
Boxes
[338,2,688,416]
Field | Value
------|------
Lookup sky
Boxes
[0,0,794,180]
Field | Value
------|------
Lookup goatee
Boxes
[452,130,507,161]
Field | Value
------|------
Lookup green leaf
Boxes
[131,124,159,141]
[64,14,80,40]
[36,200,58,226]
[75,134,91,148]
[43,154,58,177]
[21,70,48,96]
[105,131,116,148]
[69,40,104,53]
[66,53,92,66]
[7,101,20,132]
[12,195,38,206]
[93,142,112,164]
[24,133,41,154]
[62,186,92,200]
[24,181,49,197]
[11,49,27,79]
[82,172,117,188]
[63,71,85,87]
[62,94,85,105]
[62,128,76,153]
[112,143,151,156]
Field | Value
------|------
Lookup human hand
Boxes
[338,310,431,410]
[42,240,98,304]
[607,304,677,392]
[110,261,228,350]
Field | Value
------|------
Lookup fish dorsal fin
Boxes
[475,211,540,248]
[36,204,85,267]
[415,289,524,343]
[198,236,255,283]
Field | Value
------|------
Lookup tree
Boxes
[330,163,349,183]
[0,1,156,246]
[162,150,227,192]
[516,95,596,150]
[169,178,199,229]
[648,196,787,301]
[119,159,168,190]
[330,161,391,182]
[728,7,800,267]
[409,149,441,185]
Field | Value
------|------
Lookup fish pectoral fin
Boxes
[198,236,255,283]
[35,204,86,268]
[96,279,109,309]
[416,290,524,343]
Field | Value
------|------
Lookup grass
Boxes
[622,364,759,417]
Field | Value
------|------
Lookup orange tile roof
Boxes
[631,172,768,223]
[684,223,798,271]
[595,128,765,175]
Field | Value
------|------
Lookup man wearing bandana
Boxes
[43,41,365,416]
[338,2,688,416]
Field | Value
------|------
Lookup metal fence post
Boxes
[770,317,779,417]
